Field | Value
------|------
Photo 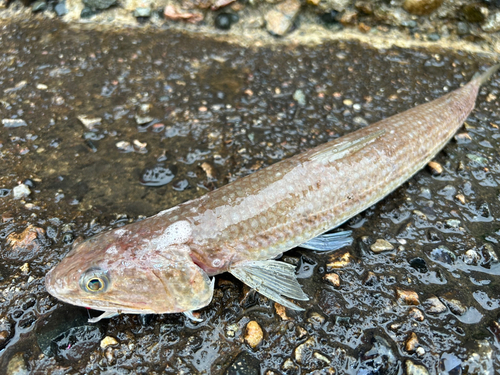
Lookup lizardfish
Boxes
[45,64,500,322]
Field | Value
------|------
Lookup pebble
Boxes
[6,352,28,375]
[133,7,151,18]
[274,303,289,320]
[483,11,500,32]
[245,321,263,348]
[2,119,27,128]
[370,239,394,253]
[439,295,466,316]
[12,184,31,199]
[396,288,419,305]
[31,0,47,12]
[405,332,419,352]
[324,272,340,287]
[326,250,353,269]
[116,141,134,153]
[405,360,429,375]
[423,296,446,314]
[455,193,465,204]
[454,132,471,143]
[215,13,238,30]
[427,161,443,175]
[403,0,443,16]
[294,337,315,364]
[100,336,118,349]
[340,10,357,26]
[163,5,204,23]
[226,351,260,375]
[430,246,456,265]
[307,312,325,327]
[293,89,306,106]
[77,115,101,130]
[464,249,481,265]
[408,307,424,321]
[264,0,301,36]
[55,1,68,16]
[83,0,117,10]
[456,22,469,35]
[36,83,48,90]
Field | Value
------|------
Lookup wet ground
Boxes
[1,18,500,374]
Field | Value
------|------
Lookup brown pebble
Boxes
[324,273,340,287]
[245,321,264,348]
[455,193,466,204]
[200,162,216,179]
[327,250,353,269]
[294,337,315,364]
[100,336,118,349]
[396,288,420,305]
[405,332,419,352]
[358,22,371,32]
[408,307,424,321]
[340,10,358,26]
[427,161,443,175]
[274,303,290,320]
[403,0,443,15]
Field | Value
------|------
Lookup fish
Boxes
[45,64,500,323]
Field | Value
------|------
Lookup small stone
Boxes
[427,33,440,41]
[313,352,330,364]
[427,161,443,175]
[396,288,419,305]
[340,10,357,25]
[20,263,29,273]
[358,22,371,32]
[201,162,216,179]
[405,360,430,375]
[163,5,204,23]
[445,219,460,228]
[293,89,306,106]
[423,296,446,314]
[405,332,419,352]
[464,249,481,265]
[264,0,301,36]
[282,358,297,370]
[77,115,101,130]
[327,250,353,269]
[370,239,394,253]
[294,337,315,364]
[245,321,263,348]
[2,119,27,128]
[355,1,373,14]
[343,99,353,106]
[439,295,467,316]
[133,7,151,18]
[83,0,117,10]
[6,352,28,375]
[324,273,340,287]
[80,6,96,18]
[12,184,31,199]
[463,3,488,23]
[215,12,238,30]
[274,303,289,320]
[483,11,500,32]
[455,132,471,144]
[36,83,48,90]
[307,312,325,326]
[457,22,469,35]
[55,1,68,16]
[408,307,424,321]
[135,114,154,125]
[116,141,133,153]
[100,336,118,349]
[416,347,425,357]
[226,323,238,337]
[403,0,443,16]
[31,0,47,12]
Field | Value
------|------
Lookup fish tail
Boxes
[472,63,500,86]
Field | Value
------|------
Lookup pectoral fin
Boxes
[229,260,308,310]
[88,311,119,323]
[310,129,385,164]
[300,230,353,251]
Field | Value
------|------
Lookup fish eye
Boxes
[80,268,110,293]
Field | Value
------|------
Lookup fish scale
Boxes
[45,65,499,321]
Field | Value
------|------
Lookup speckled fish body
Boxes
[45,65,499,320]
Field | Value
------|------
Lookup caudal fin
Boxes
[472,64,500,86]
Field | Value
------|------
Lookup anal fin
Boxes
[229,260,308,311]
[300,230,353,251]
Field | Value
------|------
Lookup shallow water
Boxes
[1,19,500,374]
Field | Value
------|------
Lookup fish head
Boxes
[45,221,214,319]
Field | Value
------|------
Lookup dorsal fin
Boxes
[309,129,385,164]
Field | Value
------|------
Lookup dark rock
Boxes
[409,258,428,273]
[320,9,339,24]
[359,335,399,375]
[215,12,238,30]
[80,7,96,18]
[225,351,260,375]
[83,0,117,11]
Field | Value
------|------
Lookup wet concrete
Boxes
[0,19,500,374]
